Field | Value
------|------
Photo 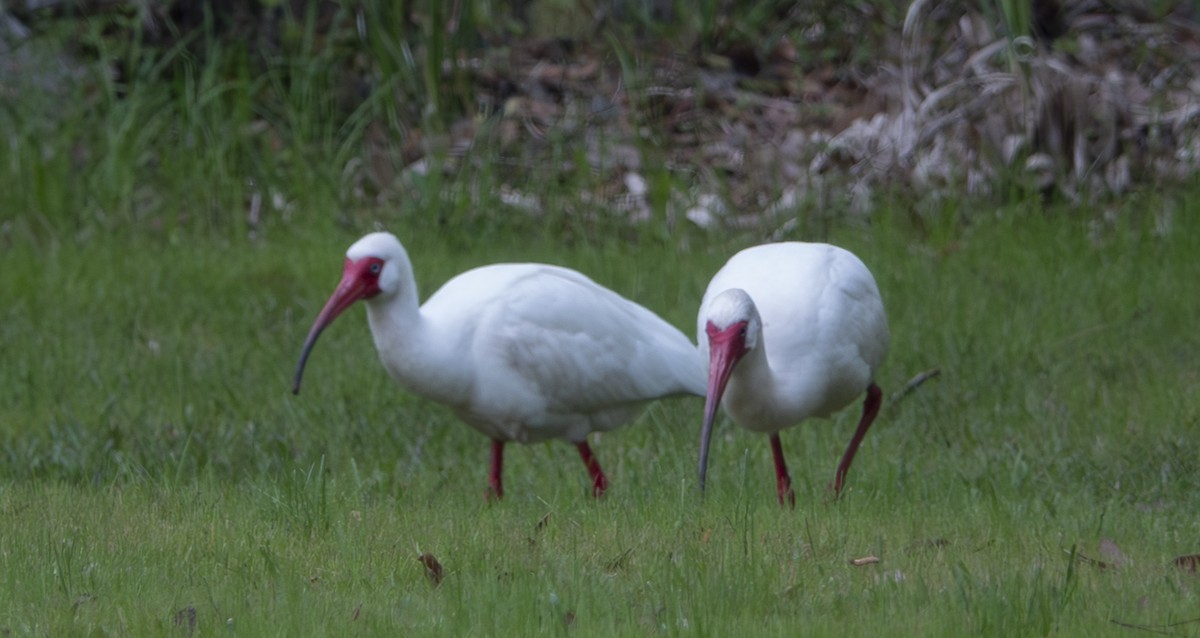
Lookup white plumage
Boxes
[697,242,889,506]
[293,232,705,499]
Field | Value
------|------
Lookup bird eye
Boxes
[369,262,382,275]
[738,326,747,339]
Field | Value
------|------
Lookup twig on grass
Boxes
[1067,548,1116,570]
[1109,616,1200,635]
[887,368,942,409]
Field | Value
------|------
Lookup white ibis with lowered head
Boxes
[698,242,889,506]
[293,232,706,500]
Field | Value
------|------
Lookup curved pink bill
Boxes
[292,259,375,394]
[698,321,748,493]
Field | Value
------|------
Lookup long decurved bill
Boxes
[292,259,373,394]
[698,322,746,493]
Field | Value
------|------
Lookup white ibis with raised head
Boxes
[293,232,706,500]
[697,242,889,506]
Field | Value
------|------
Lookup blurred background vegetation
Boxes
[2,0,1199,244]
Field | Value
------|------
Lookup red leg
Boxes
[576,441,608,498]
[832,383,883,498]
[770,433,796,509]
[486,439,505,502]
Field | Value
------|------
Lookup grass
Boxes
[2,197,1199,635]
[3,3,1200,635]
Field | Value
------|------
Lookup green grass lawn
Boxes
[1,196,1198,635]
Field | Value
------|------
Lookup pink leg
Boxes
[486,439,505,502]
[770,433,796,509]
[576,441,608,498]
[831,383,883,498]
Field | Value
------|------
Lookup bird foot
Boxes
[824,478,845,504]
[777,481,796,509]
[591,474,608,499]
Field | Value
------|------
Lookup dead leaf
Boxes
[850,556,880,566]
[700,528,712,544]
[417,553,444,586]
[1099,538,1129,567]
[1172,554,1200,572]
[351,604,362,621]
[605,548,633,572]
[173,605,197,636]
[564,610,576,626]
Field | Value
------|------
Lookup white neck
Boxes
[725,334,826,432]
[724,338,779,421]
[363,281,472,408]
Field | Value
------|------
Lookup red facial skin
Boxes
[697,320,749,495]
[292,257,385,394]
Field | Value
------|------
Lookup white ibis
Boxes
[697,242,889,506]
[292,232,705,500]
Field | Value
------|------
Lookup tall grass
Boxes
[1,2,412,238]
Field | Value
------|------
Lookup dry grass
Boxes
[814,0,1200,209]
